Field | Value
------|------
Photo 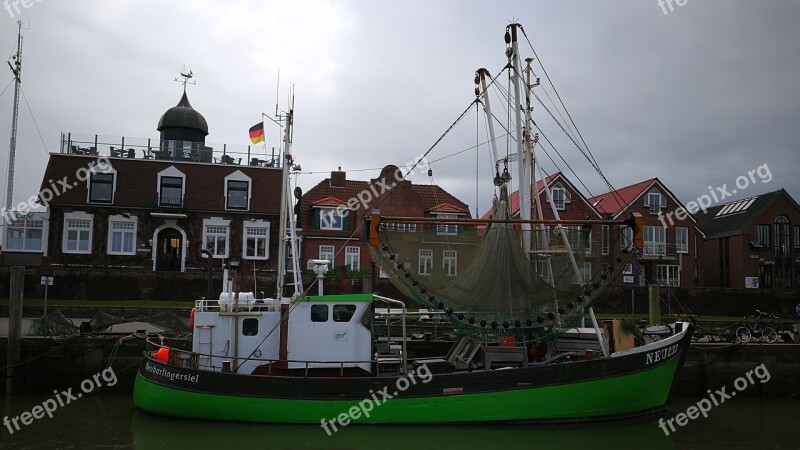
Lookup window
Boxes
[311,304,328,322]
[620,226,634,250]
[157,166,186,208]
[795,226,800,249]
[676,227,689,254]
[601,225,610,255]
[657,265,680,286]
[6,218,45,252]
[107,215,137,255]
[225,171,252,210]
[345,246,360,271]
[318,208,344,230]
[226,181,249,210]
[419,249,433,275]
[774,216,790,258]
[443,250,457,276]
[202,218,230,258]
[242,318,258,336]
[623,263,633,275]
[319,245,335,264]
[63,212,93,254]
[645,191,666,214]
[434,214,459,235]
[535,260,550,282]
[333,305,357,322]
[756,224,771,247]
[551,183,571,210]
[533,226,550,252]
[644,226,666,256]
[565,226,589,252]
[159,176,184,207]
[758,265,772,289]
[244,220,270,260]
[573,262,591,284]
[89,173,114,203]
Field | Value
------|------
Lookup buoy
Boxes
[189,307,196,331]
[153,347,169,363]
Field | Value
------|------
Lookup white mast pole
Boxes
[276,108,293,300]
[508,24,531,255]
[477,69,500,166]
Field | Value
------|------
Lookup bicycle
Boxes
[735,310,779,343]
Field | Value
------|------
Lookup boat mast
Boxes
[507,24,531,255]
[275,105,294,300]
[5,21,23,214]
[476,69,501,166]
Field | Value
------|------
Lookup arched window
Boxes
[774,216,790,258]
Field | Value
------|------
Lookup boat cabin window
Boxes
[333,304,357,322]
[311,304,329,322]
[242,318,258,336]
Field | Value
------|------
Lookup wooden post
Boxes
[6,266,24,395]
[648,283,661,326]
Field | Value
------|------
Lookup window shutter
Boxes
[313,209,320,229]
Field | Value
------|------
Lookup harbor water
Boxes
[0,394,796,449]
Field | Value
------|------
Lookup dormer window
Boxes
[645,191,666,214]
[225,171,252,211]
[317,207,344,230]
[89,173,115,204]
[157,166,186,208]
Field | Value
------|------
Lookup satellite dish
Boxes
[294,187,302,199]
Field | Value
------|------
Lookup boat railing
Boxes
[145,338,423,378]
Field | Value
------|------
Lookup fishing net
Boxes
[370,186,634,342]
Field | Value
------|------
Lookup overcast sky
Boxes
[1,0,798,219]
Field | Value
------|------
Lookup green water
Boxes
[0,394,796,449]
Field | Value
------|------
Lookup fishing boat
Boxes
[134,23,693,426]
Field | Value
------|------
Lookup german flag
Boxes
[249,122,265,144]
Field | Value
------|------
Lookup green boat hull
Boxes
[134,347,685,425]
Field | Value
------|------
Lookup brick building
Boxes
[298,166,472,276]
[589,178,705,287]
[694,189,800,289]
[38,90,283,276]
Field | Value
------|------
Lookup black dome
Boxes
[157,91,208,136]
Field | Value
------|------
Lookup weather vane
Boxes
[174,66,195,92]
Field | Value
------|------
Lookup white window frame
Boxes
[757,224,770,247]
[443,250,457,276]
[621,225,634,250]
[224,170,252,211]
[157,166,186,208]
[623,263,633,275]
[433,213,459,235]
[794,225,800,249]
[573,261,591,285]
[243,219,270,260]
[601,225,610,255]
[318,245,335,266]
[645,190,666,215]
[5,215,47,253]
[107,214,137,256]
[676,227,689,254]
[202,218,230,258]
[318,207,344,230]
[87,166,117,204]
[644,225,666,256]
[63,211,94,254]
[344,246,360,271]
[533,226,550,252]
[535,260,550,282]
[419,249,433,275]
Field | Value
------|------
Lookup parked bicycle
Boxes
[735,310,779,343]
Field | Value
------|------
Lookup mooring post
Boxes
[648,283,661,326]
[7,265,24,395]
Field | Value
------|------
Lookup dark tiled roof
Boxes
[693,189,795,238]
[38,154,282,214]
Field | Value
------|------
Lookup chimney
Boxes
[330,167,346,188]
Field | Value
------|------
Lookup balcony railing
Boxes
[59,132,281,168]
